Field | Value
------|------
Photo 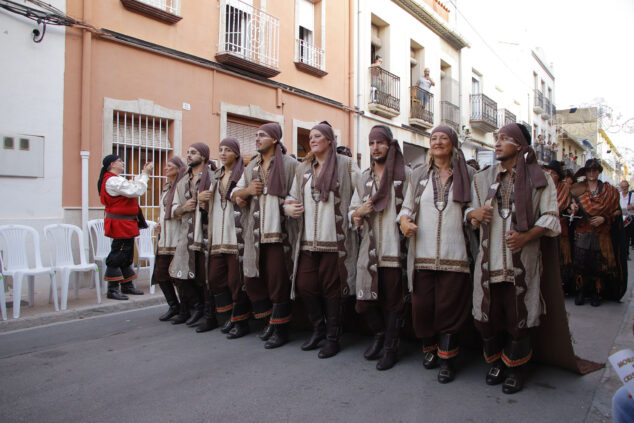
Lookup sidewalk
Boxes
[0,273,166,333]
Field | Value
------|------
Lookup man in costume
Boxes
[285,122,360,359]
[350,125,409,370]
[153,156,186,320]
[571,159,623,306]
[232,123,298,349]
[169,143,216,328]
[200,138,251,338]
[466,123,560,394]
[97,154,152,300]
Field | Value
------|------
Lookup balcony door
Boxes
[224,0,254,57]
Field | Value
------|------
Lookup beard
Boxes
[372,154,388,164]
[188,157,203,167]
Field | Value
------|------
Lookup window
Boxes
[295,0,325,74]
[120,0,182,23]
[226,115,265,161]
[112,111,173,222]
[3,137,14,149]
[19,138,29,151]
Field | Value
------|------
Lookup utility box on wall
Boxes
[0,134,45,177]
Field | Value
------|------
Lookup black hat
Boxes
[543,160,564,180]
[97,154,120,194]
[574,158,603,179]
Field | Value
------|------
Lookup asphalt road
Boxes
[0,286,630,423]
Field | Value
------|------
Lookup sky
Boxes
[454,0,634,150]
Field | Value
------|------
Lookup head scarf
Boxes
[219,137,245,200]
[259,123,288,198]
[311,122,339,202]
[430,125,471,204]
[368,125,406,211]
[97,154,120,194]
[498,123,548,232]
[163,156,186,219]
[543,160,564,181]
[189,142,216,193]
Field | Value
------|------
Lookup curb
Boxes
[0,295,167,334]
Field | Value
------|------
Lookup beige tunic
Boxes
[301,172,338,252]
[157,188,180,255]
[209,170,238,255]
[467,164,560,328]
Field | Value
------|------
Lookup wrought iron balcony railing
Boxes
[369,66,400,113]
[409,86,434,127]
[440,100,460,132]
[470,93,497,130]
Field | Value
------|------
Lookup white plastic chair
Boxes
[0,225,58,318]
[44,224,100,310]
[0,255,7,320]
[87,219,111,294]
[135,221,157,294]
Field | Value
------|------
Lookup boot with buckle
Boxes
[437,359,456,384]
[437,333,458,383]
[502,367,523,394]
[486,360,505,385]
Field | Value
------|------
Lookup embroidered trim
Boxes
[253,309,272,319]
[121,274,137,283]
[483,350,503,364]
[230,312,251,322]
[501,350,532,368]
[437,347,459,359]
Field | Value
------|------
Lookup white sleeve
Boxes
[230,172,247,200]
[534,174,561,237]
[105,174,149,198]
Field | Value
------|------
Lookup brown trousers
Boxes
[244,243,290,317]
[474,282,529,341]
[296,251,342,299]
[151,254,172,285]
[355,267,405,313]
[208,253,245,313]
[412,270,471,339]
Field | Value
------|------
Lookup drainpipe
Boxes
[80,0,92,255]
[348,0,354,158]
[355,0,362,166]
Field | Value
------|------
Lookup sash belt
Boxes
[106,213,137,221]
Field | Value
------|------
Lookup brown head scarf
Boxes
[259,123,287,198]
[430,125,471,203]
[189,142,216,194]
[368,125,405,211]
[219,137,245,200]
[498,123,548,232]
[164,156,186,219]
[311,122,339,202]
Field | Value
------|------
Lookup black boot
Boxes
[486,359,505,385]
[436,333,458,383]
[591,289,601,307]
[258,316,274,341]
[172,284,191,325]
[121,281,143,295]
[574,290,585,305]
[376,312,400,371]
[502,366,524,395]
[196,288,219,333]
[422,337,439,369]
[227,320,250,339]
[318,298,342,359]
[107,281,129,301]
[363,307,385,360]
[501,338,531,394]
[265,324,289,349]
[221,319,234,334]
[185,284,204,326]
[158,281,180,321]
[301,296,326,351]
[483,335,505,384]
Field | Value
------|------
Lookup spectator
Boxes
[416,68,435,110]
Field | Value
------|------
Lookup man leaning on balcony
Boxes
[416,68,435,110]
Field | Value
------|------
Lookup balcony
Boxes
[542,98,551,120]
[216,0,280,78]
[440,100,460,132]
[408,87,434,129]
[120,0,182,23]
[470,93,497,132]
[497,109,516,128]
[533,89,544,114]
[294,39,327,77]
[368,66,400,118]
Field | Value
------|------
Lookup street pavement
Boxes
[0,276,632,422]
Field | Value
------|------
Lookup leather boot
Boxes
[502,366,524,395]
[574,290,585,305]
[422,337,439,369]
[363,307,385,360]
[437,333,458,383]
[264,324,288,349]
[376,312,400,371]
[318,298,342,359]
[221,319,234,334]
[121,281,143,295]
[107,281,129,301]
[301,296,326,351]
[486,359,505,385]
[185,284,204,327]
[158,281,180,321]
[258,316,274,341]
[227,320,250,339]
[501,338,531,394]
[196,288,219,333]
[171,284,191,325]
[483,334,505,384]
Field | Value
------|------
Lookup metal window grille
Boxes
[112,111,173,223]
[296,38,325,71]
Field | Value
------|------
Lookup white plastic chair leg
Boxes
[74,272,79,300]
[27,275,35,306]
[60,269,71,311]
[149,257,156,294]
[0,274,6,321]
[49,271,59,312]
[12,272,24,319]
[94,269,101,304]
